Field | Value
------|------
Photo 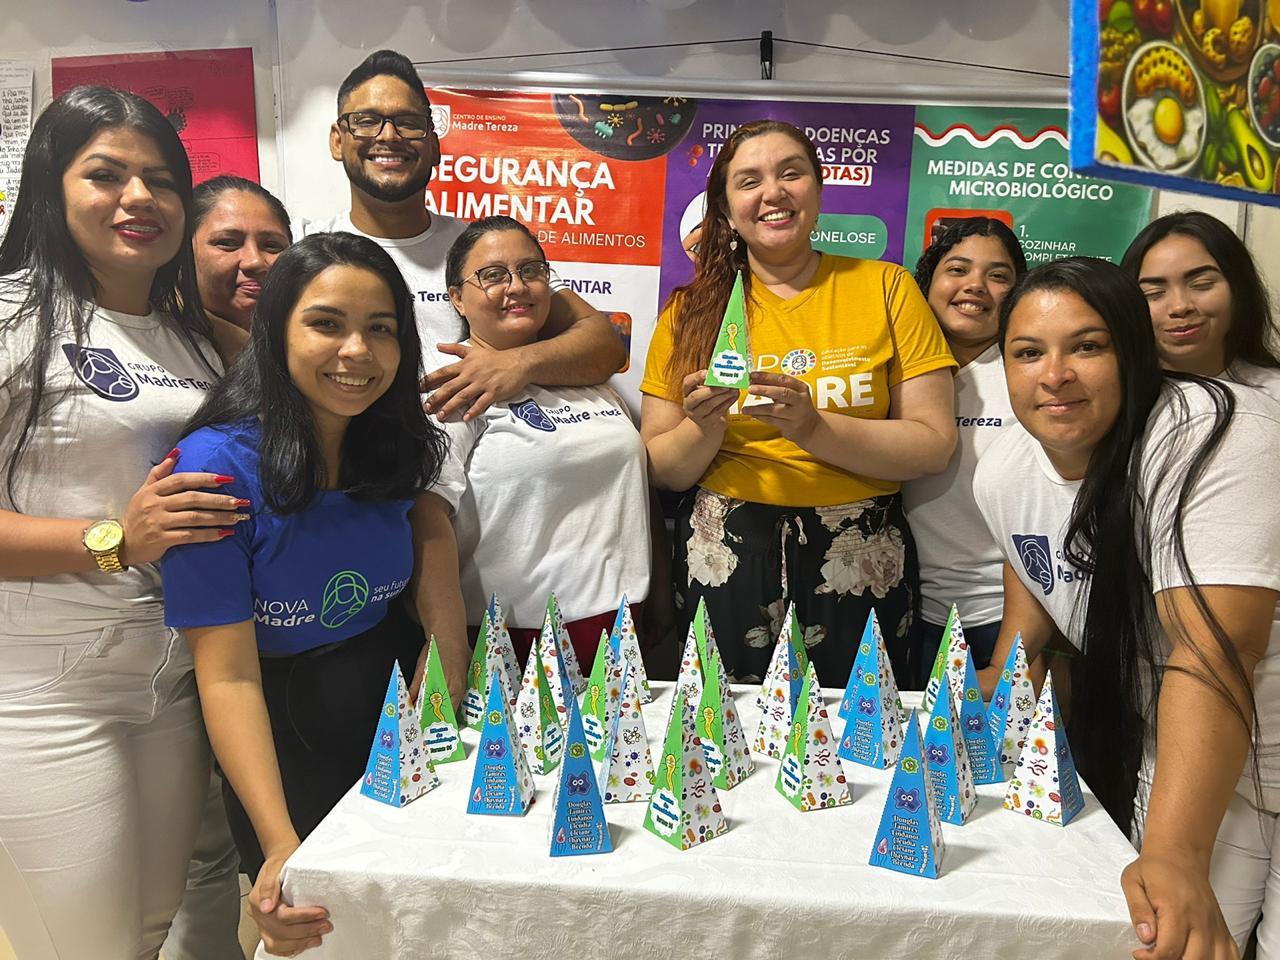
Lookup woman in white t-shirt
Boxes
[0,88,246,959]
[1123,210,1280,393]
[902,218,1026,687]
[974,256,1280,959]
[432,216,650,665]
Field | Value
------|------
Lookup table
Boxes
[264,684,1140,959]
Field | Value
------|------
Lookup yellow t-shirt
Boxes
[641,254,955,507]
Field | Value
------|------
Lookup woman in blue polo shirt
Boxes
[161,232,449,956]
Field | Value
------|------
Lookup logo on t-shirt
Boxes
[321,569,370,629]
[780,348,817,377]
[509,398,556,432]
[1012,534,1055,597]
[61,344,139,402]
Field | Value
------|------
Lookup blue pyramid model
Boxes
[468,667,534,816]
[957,648,1002,784]
[549,687,613,856]
[869,709,946,879]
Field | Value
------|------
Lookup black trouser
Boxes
[220,601,424,877]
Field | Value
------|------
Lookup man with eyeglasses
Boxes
[296,49,625,423]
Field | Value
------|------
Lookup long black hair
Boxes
[192,175,292,242]
[0,85,213,508]
[998,257,1250,833]
[913,216,1028,295]
[1121,211,1280,370]
[182,232,445,512]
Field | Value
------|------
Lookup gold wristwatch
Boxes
[83,519,126,573]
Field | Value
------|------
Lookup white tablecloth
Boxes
[263,684,1139,959]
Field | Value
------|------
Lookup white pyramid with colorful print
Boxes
[987,634,1037,775]
[1003,675,1085,826]
[599,663,656,803]
[837,609,907,769]
[956,647,1002,784]
[416,636,465,764]
[610,594,651,704]
[754,613,806,759]
[693,607,753,790]
[921,671,977,825]
[535,601,573,728]
[776,661,852,811]
[869,709,945,879]
[643,689,728,850]
[514,632,565,775]
[462,600,520,728]
[758,601,809,714]
[545,592,586,695]
[360,660,439,808]
[548,692,613,856]
[665,611,706,734]
[583,629,624,761]
[467,667,535,816]
[922,604,966,715]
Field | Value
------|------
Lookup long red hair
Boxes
[664,119,822,382]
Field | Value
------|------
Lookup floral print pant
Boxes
[673,487,917,689]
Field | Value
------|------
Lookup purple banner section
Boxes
[657,99,916,312]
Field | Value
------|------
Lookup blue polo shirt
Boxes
[162,419,414,655]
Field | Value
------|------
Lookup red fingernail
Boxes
[214,475,235,484]
[219,528,236,537]
[167,447,180,460]
[234,498,252,507]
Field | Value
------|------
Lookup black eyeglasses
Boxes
[337,112,433,140]
[466,261,552,293]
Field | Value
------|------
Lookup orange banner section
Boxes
[426,89,665,266]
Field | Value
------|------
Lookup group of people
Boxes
[0,44,1275,960]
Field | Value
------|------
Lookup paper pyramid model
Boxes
[360,660,439,808]
[776,661,852,812]
[956,647,1002,785]
[694,611,753,790]
[548,691,613,856]
[461,599,520,728]
[610,594,652,704]
[514,631,565,775]
[988,634,1038,774]
[837,610,907,769]
[545,592,586,695]
[758,601,809,714]
[665,612,707,734]
[416,637,465,764]
[644,689,729,850]
[922,604,966,715]
[599,663,656,803]
[921,671,977,825]
[467,667,535,816]
[704,271,750,389]
[1003,674,1085,826]
[583,629,623,761]
[869,709,946,879]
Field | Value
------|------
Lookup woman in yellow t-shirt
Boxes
[641,120,957,687]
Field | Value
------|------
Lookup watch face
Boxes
[85,520,124,552]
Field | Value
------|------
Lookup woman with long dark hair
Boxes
[0,87,244,959]
[974,257,1280,958]
[161,231,456,955]
[1123,210,1280,388]
[903,217,1027,685]
[640,119,956,687]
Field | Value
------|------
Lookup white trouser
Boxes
[161,769,245,960]
[0,619,208,960]
[1209,790,1280,958]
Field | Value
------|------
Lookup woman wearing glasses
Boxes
[432,217,650,665]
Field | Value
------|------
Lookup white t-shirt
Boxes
[902,344,1014,625]
[431,376,651,629]
[976,378,1280,800]
[295,212,469,356]
[972,423,1088,645]
[1225,360,1280,396]
[0,277,221,634]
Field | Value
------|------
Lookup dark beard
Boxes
[343,153,432,204]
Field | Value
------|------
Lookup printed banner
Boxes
[52,48,260,185]
[1069,0,1280,207]
[906,106,1153,266]
[0,61,33,242]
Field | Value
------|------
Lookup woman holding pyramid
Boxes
[640,119,956,687]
